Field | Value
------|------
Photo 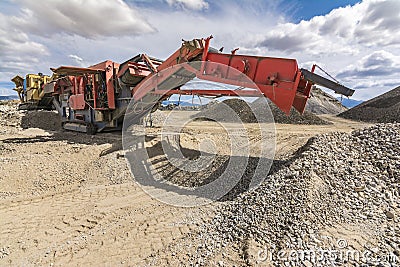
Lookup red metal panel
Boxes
[77,76,84,94]
[72,77,77,95]
[254,58,298,84]
[106,61,115,109]
[69,94,86,110]
[204,52,301,114]
[93,74,99,108]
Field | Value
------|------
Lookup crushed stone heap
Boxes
[193,98,330,125]
[193,123,400,265]
[305,87,348,114]
[339,86,400,123]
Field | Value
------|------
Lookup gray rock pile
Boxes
[0,101,20,128]
[305,87,348,114]
[0,101,61,131]
[257,98,331,125]
[193,98,330,125]
[20,110,61,131]
[193,123,400,266]
[339,86,400,123]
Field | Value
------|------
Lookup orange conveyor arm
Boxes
[130,36,354,114]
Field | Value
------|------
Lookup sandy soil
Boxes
[0,109,371,266]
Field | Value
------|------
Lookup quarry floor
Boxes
[0,112,371,266]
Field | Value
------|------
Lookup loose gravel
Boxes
[339,86,400,123]
[306,87,348,114]
[194,98,330,125]
[187,123,400,266]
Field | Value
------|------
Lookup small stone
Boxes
[385,210,395,219]
[354,186,365,192]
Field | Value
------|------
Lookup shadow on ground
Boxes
[2,124,314,202]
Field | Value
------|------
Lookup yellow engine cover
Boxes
[25,74,50,101]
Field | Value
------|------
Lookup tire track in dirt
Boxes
[0,182,213,266]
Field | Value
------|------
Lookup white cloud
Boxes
[353,0,400,46]
[0,12,49,81]
[0,0,156,84]
[166,0,208,10]
[338,50,400,78]
[69,54,83,62]
[68,54,87,67]
[252,3,362,55]
[252,0,400,54]
[335,50,400,99]
[243,0,400,100]
[10,0,155,38]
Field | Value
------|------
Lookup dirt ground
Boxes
[0,110,371,266]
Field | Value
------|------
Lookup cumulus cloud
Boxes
[338,50,400,78]
[166,0,209,10]
[68,54,87,67]
[10,0,155,38]
[253,0,400,54]
[354,0,400,46]
[0,12,49,80]
[333,50,400,100]
[0,0,156,82]
[243,0,400,100]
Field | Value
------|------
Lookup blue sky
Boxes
[0,0,399,102]
[286,0,361,21]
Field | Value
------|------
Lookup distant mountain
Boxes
[0,95,18,101]
[337,97,363,108]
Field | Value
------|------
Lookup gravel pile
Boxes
[193,99,259,123]
[20,110,61,131]
[258,99,331,125]
[0,101,20,128]
[194,98,330,125]
[305,87,348,114]
[191,123,400,266]
[0,101,61,131]
[339,86,400,123]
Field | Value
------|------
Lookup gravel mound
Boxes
[339,86,400,123]
[20,110,61,131]
[193,123,400,265]
[193,98,330,125]
[258,99,331,125]
[305,87,348,114]
[194,98,259,123]
[0,101,62,131]
[0,101,20,128]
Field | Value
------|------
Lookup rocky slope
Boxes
[188,123,400,266]
[339,86,400,123]
[306,87,348,114]
[193,98,330,125]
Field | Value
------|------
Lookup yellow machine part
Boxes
[24,74,50,101]
[11,75,25,102]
